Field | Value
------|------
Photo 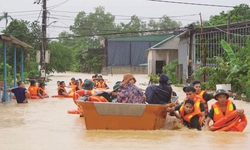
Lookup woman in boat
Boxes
[205,89,244,131]
[117,73,146,104]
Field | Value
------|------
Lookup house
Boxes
[105,34,175,74]
[146,35,179,75]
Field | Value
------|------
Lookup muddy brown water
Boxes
[0,72,249,150]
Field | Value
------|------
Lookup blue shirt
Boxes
[11,87,27,103]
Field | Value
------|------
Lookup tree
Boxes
[69,6,118,73]
[0,12,13,27]
[191,3,250,27]
[2,19,39,75]
[117,15,147,36]
[70,6,116,39]
[147,15,181,34]
[45,41,73,73]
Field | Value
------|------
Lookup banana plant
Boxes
[221,39,240,82]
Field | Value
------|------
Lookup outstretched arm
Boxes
[0,87,12,92]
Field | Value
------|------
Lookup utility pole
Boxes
[41,0,47,79]
[199,12,206,82]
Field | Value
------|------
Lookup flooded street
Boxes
[0,72,249,150]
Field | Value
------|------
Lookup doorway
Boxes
[156,61,166,74]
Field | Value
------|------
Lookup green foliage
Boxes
[162,60,180,84]
[0,12,13,27]
[148,74,159,84]
[46,41,73,73]
[0,63,13,83]
[190,4,250,27]
[194,39,250,97]
[1,19,41,75]
[28,70,40,77]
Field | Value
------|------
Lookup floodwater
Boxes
[0,72,249,150]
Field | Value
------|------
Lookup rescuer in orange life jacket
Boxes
[28,79,38,97]
[38,82,49,99]
[96,76,109,89]
[167,85,206,125]
[58,81,71,96]
[177,99,202,130]
[205,89,244,131]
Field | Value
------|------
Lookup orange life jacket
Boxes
[212,100,234,123]
[58,86,67,95]
[71,84,77,92]
[97,82,106,88]
[88,95,109,102]
[183,96,202,111]
[28,85,38,96]
[196,90,208,116]
[180,99,202,125]
[38,87,47,96]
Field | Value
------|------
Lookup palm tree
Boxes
[0,12,14,27]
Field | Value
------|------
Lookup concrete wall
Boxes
[178,37,189,83]
[157,37,180,49]
[155,49,178,63]
[147,50,153,75]
[108,66,148,74]
[147,49,178,75]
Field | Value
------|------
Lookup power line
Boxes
[148,0,234,8]
[8,10,41,13]
[207,22,250,37]
[48,0,69,10]
[45,28,183,39]
[37,6,43,21]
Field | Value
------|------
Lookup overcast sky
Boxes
[0,0,249,37]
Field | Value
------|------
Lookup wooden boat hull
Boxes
[76,101,168,130]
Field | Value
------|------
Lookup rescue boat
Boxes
[76,101,174,130]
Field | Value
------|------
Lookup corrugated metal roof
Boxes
[107,34,174,42]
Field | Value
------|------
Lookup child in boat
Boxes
[205,89,244,131]
[174,99,202,130]
[38,82,49,99]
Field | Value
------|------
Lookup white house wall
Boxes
[178,37,189,82]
